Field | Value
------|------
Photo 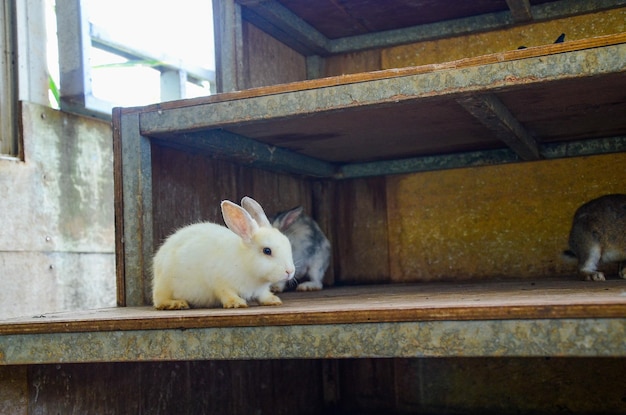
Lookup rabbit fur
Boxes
[152,197,296,309]
[565,194,626,281]
[268,206,331,292]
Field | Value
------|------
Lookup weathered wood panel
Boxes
[151,144,313,252]
[312,180,336,285]
[323,49,382,77]
[26,360,325,415]
[339,357,626,414]
[271,0,513,40]
[4,280,626,336]
[387,152,626,282]
[11,357,625,414]
[242,21,307,89]
[333,177,389,284]
[0,366,27,415]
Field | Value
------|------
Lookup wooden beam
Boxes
[213,0,245,92]
[506,0,533,23]
[337,136,626,178]
[337,148,519,178]
[155,129,337,178]
[238,0,329,56]
[457,94,541,161]
[113,110,154,307]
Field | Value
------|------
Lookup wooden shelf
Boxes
[1,279,625,364]
[109,25,626,367]
[120,34,626,178]
[3,279,626,334]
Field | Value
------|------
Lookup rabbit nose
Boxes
[286,269,295,280]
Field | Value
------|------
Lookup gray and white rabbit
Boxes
[152,197,296,309]
[268,206,331,292]
[564,194,626,281]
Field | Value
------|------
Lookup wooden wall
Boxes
[322,7,626,77]
[333,153,625,284]
[150,144,625,290]
[224,8,626,285]
[149,145,321,299]
[382,7,626,70]
[337,358,626,414]
[241,21,307,89]
[385,152,626,282]
[2,357,625,414]
[151,145,314,246]
[21,361,326,415]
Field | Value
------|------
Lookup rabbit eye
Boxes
[263,247,272,256]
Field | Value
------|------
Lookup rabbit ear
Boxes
[221,200,258,243]
[240,196,272,228]
[274,206,304,231]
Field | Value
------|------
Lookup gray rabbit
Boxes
[564,194,626,281]
[270,206,331,291]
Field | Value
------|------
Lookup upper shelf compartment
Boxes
[237,0,623,55]
[132,34,626,178]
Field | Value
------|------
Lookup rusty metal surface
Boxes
[0,318,624,365]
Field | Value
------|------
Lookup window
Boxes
[0,0,18,157]
[51,0,215,118]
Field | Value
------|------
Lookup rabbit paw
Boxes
[258,293,283,306]
[619,264,626,279]
[296,281,323,291]
[584,271,606,281]
[222,296,248,309]
[155,299,190,310]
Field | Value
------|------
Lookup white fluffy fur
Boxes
[152,198,296,310]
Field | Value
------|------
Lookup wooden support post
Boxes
[506,0,533,22]
[238,0,329,56]
[113,109,154,307]
[0,0,18,157]
[213,0,245,92]
[457,94,541,161]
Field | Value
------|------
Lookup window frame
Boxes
[55,0,216,120]
[0,0,19,158]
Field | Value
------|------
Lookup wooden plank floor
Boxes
[2,279,625,335]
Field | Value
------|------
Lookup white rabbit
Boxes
[152,197,296,309]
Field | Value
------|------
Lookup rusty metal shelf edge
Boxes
[0,318,624,364]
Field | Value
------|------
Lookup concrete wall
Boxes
[0,101,116,319]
